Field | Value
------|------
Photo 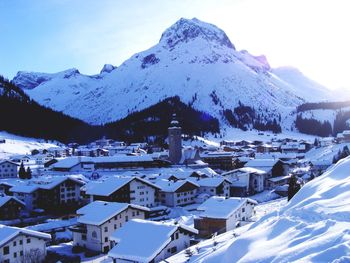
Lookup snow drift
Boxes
[202,156,350,262]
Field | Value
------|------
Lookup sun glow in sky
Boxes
[1,0,349,90]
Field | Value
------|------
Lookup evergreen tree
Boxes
[18,162,26,179]
[26,167,32,179]
[288,175,301,201]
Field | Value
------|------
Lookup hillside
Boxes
[191,156,350,262]
[13,18,331,129]
[0,76,100,144]
[295,100,350,136]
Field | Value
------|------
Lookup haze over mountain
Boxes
[13,18,332,127]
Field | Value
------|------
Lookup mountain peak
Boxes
[159,17,235,50]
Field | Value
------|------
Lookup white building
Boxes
[194,196,257,238]
[108,219,198,262]
[155,179,199,207]
[222,167,266,196]
[188,177,231,198]
[0,160,18,179]
[0,225,51,263]
[70,201,149,253]
[85,176,160,208]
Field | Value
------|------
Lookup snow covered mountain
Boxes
[169,156,350,262]
[13,18,332,126]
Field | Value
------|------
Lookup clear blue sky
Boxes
[1,0,349,89]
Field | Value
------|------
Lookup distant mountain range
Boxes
[12,18,333,131]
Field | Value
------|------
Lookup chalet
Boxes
[10,176,86,212]
[200,152,235,171]
[266,174,291,189]
[85,177,160,208]
[319,137,334,147]
[0,196,25,220]
[155,179,199,207]
[194,196,257,238]
[108,219,197,262]
[188,177,231,198]
[0,160,18,179]
[70,201,148,253]
[46,146,69,157]
[336,130,350,143]
[0,225,51,262]
[10,155,34,165]
[222,167,266,196]
[244,159,289,179]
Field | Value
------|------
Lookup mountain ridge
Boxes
[12,18,332,128]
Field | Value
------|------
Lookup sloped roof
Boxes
[77,201,149,226]
[0,225,50,247]
[108,219,197,262]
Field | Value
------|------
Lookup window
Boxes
[125,216,128,222]
[170,247,177,254]
[175,233,179,239]
[132,212,135,217]
[20,251,23,256]
[136,211,140,216]
[114,224,117,229]
[13,241,16,246]
[82,234,87,240]
[19,240,23,245]
[104,226,108,232]
[92,231,97,239]
[3,246,9,255]
[105,237,108,242]
[27,238,31,243]
[14,252,17,258]
[242,208,245,213]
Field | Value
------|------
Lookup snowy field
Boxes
[0,131,58,158]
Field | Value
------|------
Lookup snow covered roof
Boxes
[0,225,51,247]
[108,219,197,262]
[188,177,231,187]
[9,175,85,193]
[0,196,25,207]
[0,159,19,166]
[245,159,279,168]
[85,176,159,196]
[155,179,199,192]
[197,196,255,219]
[77,201,149,226]
[267,174,291,183]
[10,184,39,194]
[222,167,267,176]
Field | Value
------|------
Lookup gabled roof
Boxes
[0,196,25,208]
[0,159,19,166]
[154,179,199,192]
[77,201,149,226]
[197,196,256,219]
[0,225,51,247]
[188,177,231,187]
[108,219,197,262]
[245,159,280,168]
[10,175,85,193]
[85,176,160,197]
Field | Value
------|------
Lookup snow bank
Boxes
[200,156,350,262]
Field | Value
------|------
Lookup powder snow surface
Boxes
[199,156,350,262]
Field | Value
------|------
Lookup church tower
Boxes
[168,114,182,164]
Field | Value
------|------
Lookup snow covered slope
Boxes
[196,156,350,262]
[13,18,331,125]
[0,131,58,159]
